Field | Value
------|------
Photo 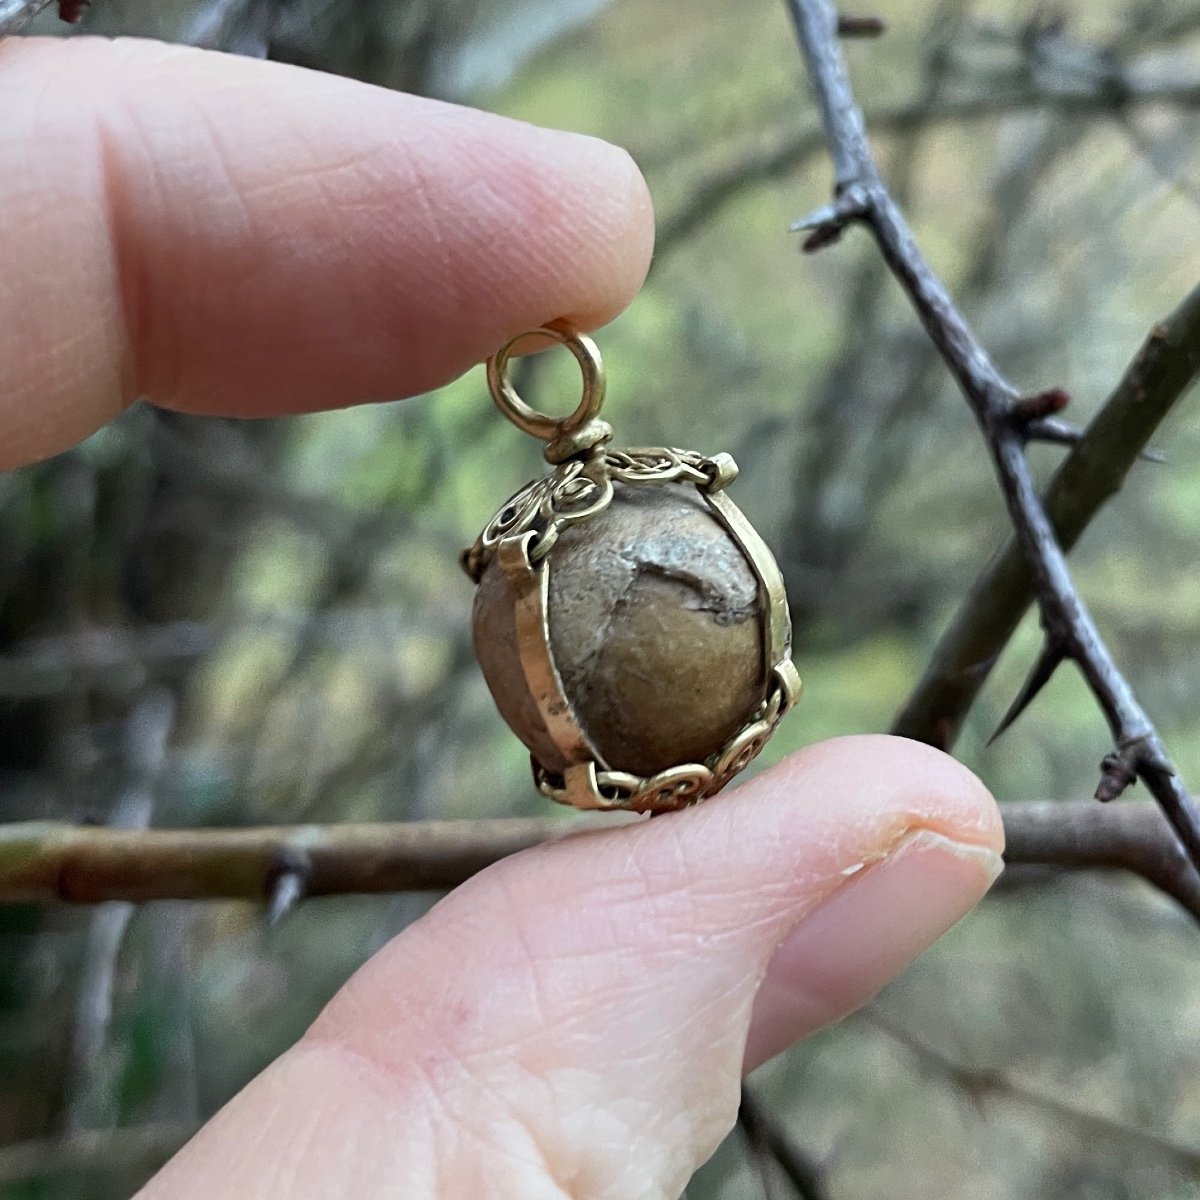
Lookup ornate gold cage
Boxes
[463,445,801,814]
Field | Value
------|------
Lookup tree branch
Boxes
[0,1123,194,1189]
[861,1007,1200,1175]
[894,282,1200,747]
[0,816,624,903]
[781,0,1200,871]
[0,0,84,34]
[0,804,1194,915]
[0,0,53,34]
[738,1085,828,1200]
[657,63,1200,251]
[1001,800,1200,922]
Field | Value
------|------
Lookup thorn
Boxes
[790,201,848,233]
[988,643,1066,744]
[790,187,870,253]
[267,870,305,924]
[1022,416,1083,447]
[837,13,886,37]
[265,849,310,925]
[1022,416,1164,463]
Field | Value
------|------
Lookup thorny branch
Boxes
[0,0,82,34]
[0,1123,195,1189]
[738,1086,828,1200]
[895,281,1200,746]
[861,1008,1200,1175]
[0,802,1196,916]
[658,22,1200,251]
[1000,801,1200,923]
[64,691,175,1134]
[0,815,628,903]
[782,0,1200,869]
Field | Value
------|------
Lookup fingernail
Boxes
[743,829,1003,1071]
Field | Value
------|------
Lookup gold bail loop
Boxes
[486,320,608,457]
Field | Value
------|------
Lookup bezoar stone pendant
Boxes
[462,321,800,814]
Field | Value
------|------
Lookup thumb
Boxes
[137,735,1002,1200]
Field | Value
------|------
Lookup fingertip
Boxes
[556,140,656,327]
[732,736,1003,1070]
[440,124,655,341]
[0,38,658,464]
[767,733,1004,854]
[743,824,1003,1070]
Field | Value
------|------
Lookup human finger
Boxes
[0,37,654,468]
[137,735,1001,1199]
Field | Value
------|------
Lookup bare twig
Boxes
[0,815,627,903]
[657,67,1200,250]
[861,1008,1200,1175]
[0,1122,194,1188]
[781,0,1200,869]
[64,691,175,1134]
[738,1086,828,1200]
[0,0,53,35]
[0,803,1189,908]
[894,282,1200,746]
[1002,801,1200,922]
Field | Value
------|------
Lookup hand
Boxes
[1,37,1004,1199]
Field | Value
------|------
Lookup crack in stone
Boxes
[635,560,758,626]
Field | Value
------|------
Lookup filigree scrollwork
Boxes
[708,719,775,794]
[461,476,549,582]
[605,446,740,490]
[531,661,800,815]
[462,447,742,581]
[535,759,717,815]
[606,447,707,486]
[462,458,614,581]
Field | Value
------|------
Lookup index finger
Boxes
[0,37,655,469]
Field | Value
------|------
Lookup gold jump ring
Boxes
[486,320,606,443]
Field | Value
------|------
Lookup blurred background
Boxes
[3,0,1200,1195]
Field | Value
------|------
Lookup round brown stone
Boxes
[472,481,767,778]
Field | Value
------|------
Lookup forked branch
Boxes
[782,0,1200,870]
[895,283,1200,746]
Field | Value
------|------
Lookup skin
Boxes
[0,37,1006,1200]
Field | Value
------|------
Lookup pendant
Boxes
[462,321,800,814]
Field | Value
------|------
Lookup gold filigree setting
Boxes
[464,322,801,814]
